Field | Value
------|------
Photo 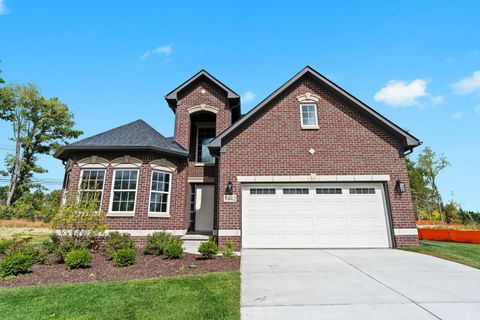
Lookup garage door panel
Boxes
[314,217,349,229]
[282,217,315,228]
[242,183,390,248]
[280,200,314,212]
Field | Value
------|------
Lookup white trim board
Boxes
[237,175,391,183]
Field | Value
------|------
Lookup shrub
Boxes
[54,239,88,262]
[103,232,135,260]
[51,199,107,249]
[198,240,218,259]
[64,248,92,269]
[143,232,172,256]
[42,233,60,254]
[113,248,136,267]
[0,238,13,254]
[0,251,33,277]
[222,240,235,257]
[164,238,183,259]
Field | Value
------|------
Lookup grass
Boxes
[0,219,52,245]
[0,272,240,320]
[402,240,480,269]
[0,219,50,229]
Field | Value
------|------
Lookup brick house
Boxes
[54,66,421,249]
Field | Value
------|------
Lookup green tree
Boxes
[0,83,82,206]
[406,157,431,219]
[417,146,450,222]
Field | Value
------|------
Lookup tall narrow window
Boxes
[149,171,171,216]
[300,104,318,128]
[196,126,216,163]
[109,170,138,214]
[78,170,105,208]
[62,171,71,205]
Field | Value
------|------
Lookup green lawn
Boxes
[402,240,480,269]
[0,272,240,320]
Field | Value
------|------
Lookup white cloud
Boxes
[141,44,173,60]
[374,79,427,107]
[0,0,10,15]
[242,91,256,104]
[430,95,444,105]
[451,112,463,120]
[453,71,480,95]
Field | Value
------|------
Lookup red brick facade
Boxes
[217,74,418,247]
[60,70,419,249]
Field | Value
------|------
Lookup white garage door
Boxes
[242,183,391,248]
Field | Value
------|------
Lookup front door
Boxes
[194,185,214,233]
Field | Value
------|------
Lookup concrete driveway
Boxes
[241,249,480,319]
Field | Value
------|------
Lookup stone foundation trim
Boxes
[188,177,216,183]
[217,229,241,236]
[237,174,391,183]
[104,229,187,236]
[393,228,418,236]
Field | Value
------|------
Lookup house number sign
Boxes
[223,195,237,203]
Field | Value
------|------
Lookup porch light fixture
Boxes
[396,180,406,194]
[225,181,233,195]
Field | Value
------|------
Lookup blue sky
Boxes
[1,1,479,210]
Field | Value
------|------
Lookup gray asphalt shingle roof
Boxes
[54,119,188,159]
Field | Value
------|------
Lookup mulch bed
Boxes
[0,249,240,288]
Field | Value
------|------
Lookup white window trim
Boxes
[108,169,139,217]
[300,104,319,129]
[78,169,106,207]
[195,123,216,164]
[148,170,172,218]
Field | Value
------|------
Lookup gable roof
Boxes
[164,69,240,110]
[54,119,188,160]
[209,66,421,153]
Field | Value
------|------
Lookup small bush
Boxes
[164,238,183,259]
[198,240,218,259]
[222,240,235,257]
[53,239,88,262]
[0,238,13,254]
[113,248,136,267]
[42,233,60,254]
[0,252,33,277]
[64,248,92,269]
[103,232,135,260]
[143,232,172,256]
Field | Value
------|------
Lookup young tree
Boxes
[0,83,82,206]
[417,146,450,222]
[406,157,431,219]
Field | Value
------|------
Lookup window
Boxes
[250,188,276,195]
[62,171,71,205]
[300,104,318,128]
[109,170,138,213]
[349,188,376,194]
[149,171,171,215]
[316,188,342,194]
[196,126,216,163]
[283,188,309,195]
[78,170,105,208]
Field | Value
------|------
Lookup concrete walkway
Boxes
[241,249,480,319]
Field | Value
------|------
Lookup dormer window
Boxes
[196,125,216,163]
[300,104,319,129]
